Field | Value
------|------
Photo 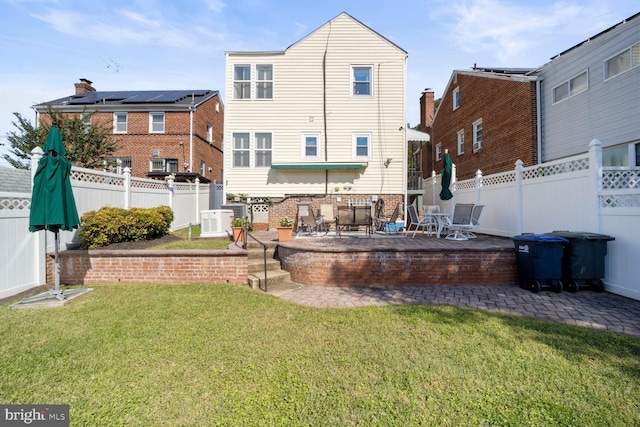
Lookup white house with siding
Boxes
[223,12,407,212]
[534,12,640,165]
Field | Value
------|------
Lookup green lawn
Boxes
[1,284,639,426]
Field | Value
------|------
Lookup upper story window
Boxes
[233,65,251,99]
[473,119,483,151]
[200,160,206,176]
[232,132,250,167]
[81,112,92,128]
[553,70,588,104]
[435,143,442,162]
[302,133,320,159]
[457,130,465,155]
[256,64,273,99]
[353,133,371,159]
[605,42,640,80]
[149,112,165,133]
[207,123,213,144]
[453,87,460,110]
[352,66,372,96]
[114,112,127,134]
[255,132,272,167]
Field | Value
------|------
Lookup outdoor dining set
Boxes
[294,199,484,241]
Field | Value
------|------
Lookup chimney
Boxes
[75,78,96,95]
[419,89,435,132]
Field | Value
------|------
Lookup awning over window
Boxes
[271,162,367,170]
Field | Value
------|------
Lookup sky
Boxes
[0,0,638,166]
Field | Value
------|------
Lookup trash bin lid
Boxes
[549,231,615,241]
[512,234,568,243]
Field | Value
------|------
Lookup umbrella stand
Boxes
[21,231,87,304]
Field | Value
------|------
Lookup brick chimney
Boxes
[75,78,96,95]
[419,90,434,132]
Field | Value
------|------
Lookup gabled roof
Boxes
[34,90,219,110]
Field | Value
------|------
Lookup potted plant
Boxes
[277,217,294,242]
[231,218,248,242]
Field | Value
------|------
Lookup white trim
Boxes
[352,132,372,160]
[552,69,589,104]
[457,129,464,155]
[604,41,640,81]
[113,112,127,134]
[351,65,373,97]
[453,87,460,110]
[301,133,321,160]
[149,112,165,134]
[473,118,483,152]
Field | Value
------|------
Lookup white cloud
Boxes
[206,0,225,13]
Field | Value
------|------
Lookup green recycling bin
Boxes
[547,231,615,293]
[512,234,568,293]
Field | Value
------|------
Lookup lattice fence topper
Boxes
[482,172,516,186]
[0,195,30,211]
[522,157,590,180]
[600,193,640,208]
[131,179,168,190]
[71,169,125,186]
[603,169,640,190]
[455,179,478,191]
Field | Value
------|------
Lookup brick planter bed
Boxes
[276,235,518,287]
[59,249,248,286]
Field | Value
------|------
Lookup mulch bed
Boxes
[93,234,184,250]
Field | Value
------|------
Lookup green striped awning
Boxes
[271,162,367,170]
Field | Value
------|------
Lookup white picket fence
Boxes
[0,149,213,299]
[422,139,640,301]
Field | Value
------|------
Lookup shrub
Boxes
[79,206,174,248]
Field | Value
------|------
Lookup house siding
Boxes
[224,13,407,198]
[538,15,640,161]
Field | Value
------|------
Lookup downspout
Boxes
[536,79,542,164]
[323,22,331,195]
[189,106,194,172]
[402,55,408,220]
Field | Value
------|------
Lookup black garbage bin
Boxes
[547,231,615,293]
[512,234,568,293]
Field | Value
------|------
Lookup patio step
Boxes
[245,237,304,295]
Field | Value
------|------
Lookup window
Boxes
[256,64,273,99]
[207,123,213,144]
[149,158,177,172]
[255,132,272,167]
[233,65,251,99]
[435,143,442,162]
[149,112,165,133]
[81,112,92,128]
[302,134,320,159]
[457,130,464,155]
[353,133,371,159]
[352,66,372,96]
[105,157,131,172]
[114,112,127,133]
[200,160,206,176]
[553,70,588,103]
[453,87,460,110]
[605,42,640,80]
[232,133,250,167]
[473,119,483,151]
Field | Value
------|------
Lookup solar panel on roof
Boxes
[66,90,212,105]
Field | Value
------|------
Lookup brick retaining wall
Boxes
[59,249,247,285]
[277,245,517,287]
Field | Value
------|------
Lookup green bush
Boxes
[79,206,174,248]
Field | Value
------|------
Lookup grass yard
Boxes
[1,284,639,426]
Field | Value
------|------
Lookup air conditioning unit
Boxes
[473,142,481,151]
[221,203,248,219]
[200,209,234,237]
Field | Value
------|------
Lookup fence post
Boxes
[431,170,436,205]
[589,138,603,232]
[515,160,524,235]
[195,177,201,224]
[166,174,175,212]
[475,169,483,204]
[30,147,46,285]
[123,167,131,209]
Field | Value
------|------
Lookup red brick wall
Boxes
[59,249,247,285]
[431,73,538,180]
[277,245,517,287]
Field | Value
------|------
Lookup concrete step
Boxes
[247,268,292,289]
[248,257,282,274]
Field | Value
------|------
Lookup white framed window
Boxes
[552,70,588,103]
[255,132,272,167]
[353,133,371,159]
[473,119,483,151]
[232,133,250,167]
[200,160,206,176]
[114,112,127,134]
[149,112,165,133]
[605,42,640,80]
[207,123,213,144]
[149,158,178,172]
[81,112,92,128]
[302,133,320,159]
[435,143,442,162]
[233,65,251,99]
[457,129,465,155]
[352,66,372,96]
[453,87,460,110]
[256,64,273,99]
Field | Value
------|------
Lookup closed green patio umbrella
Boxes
[439,149,453,201]
[24,124,84,303]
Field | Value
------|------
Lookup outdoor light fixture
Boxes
[385,158,392,168]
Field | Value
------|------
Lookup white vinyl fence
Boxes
[423,139,640,301]
[0,148,212,299]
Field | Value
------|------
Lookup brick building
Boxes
[424,68,538,180]
[33,79,224,183]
